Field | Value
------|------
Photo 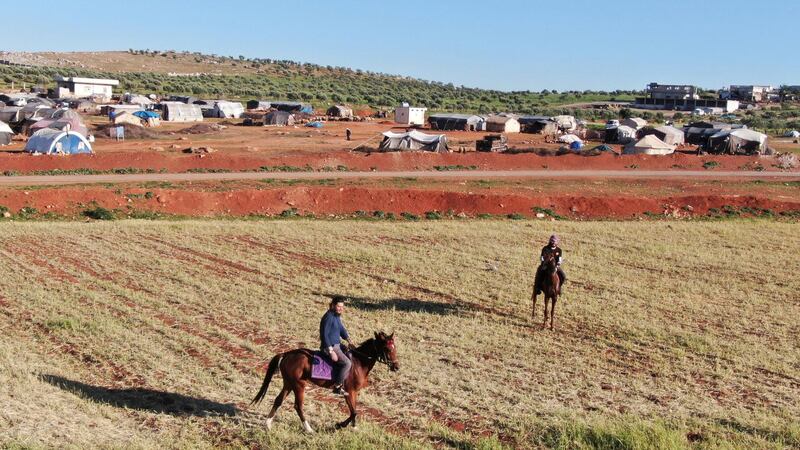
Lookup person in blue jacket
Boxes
[320,297,355,396]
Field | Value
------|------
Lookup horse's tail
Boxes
[250,353,282,406]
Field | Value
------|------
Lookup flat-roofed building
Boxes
[54,76,119,99]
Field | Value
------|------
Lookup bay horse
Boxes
[531,251,561,330]
[250,331,399,433]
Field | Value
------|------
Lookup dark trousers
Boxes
[331,344,352,385]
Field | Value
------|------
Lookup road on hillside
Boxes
[0,170,798,186]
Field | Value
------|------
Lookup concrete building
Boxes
[394,103,427,126]
[724,85,775,102]
[54,76,119,99]
[646,83,699,100]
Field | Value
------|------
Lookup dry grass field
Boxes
[1,219,799,449]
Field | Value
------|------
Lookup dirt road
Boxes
[0,170,798,186]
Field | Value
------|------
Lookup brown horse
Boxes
[250,331,399,433]
[531,251,561,329]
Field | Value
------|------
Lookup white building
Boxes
[54,76,119,99]
[394,103,427,126]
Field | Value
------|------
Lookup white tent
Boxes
[0,121,13,146]
[783,130,799,138]
[625,134,675,155]
[379,130,448,152]
[25,128,93,154]
[557,134,582,144]
[162,102,203,122]
[653,125,685,146]
[212,101,245,118]
[621,117,648,130]
[552,115,577,132]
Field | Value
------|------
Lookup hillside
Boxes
[0,50,638,114]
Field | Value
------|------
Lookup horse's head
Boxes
[543,251,558,272]
[374,331,399,372]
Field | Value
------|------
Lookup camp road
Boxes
[0,170,798,186]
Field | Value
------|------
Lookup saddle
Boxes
[310,349,352,381]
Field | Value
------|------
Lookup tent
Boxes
[592,144,615,152]
[162,102,203,122]
[52,109,82,121]
[557,134,582,144]
[247,100,271,110]
[379,130,448,152]
[605,125,637,144]
[211,101,245,118]
[485,115,521,133]
[624,135,675,155]
[621,117,647,130]
[784,130,800,138]
[25,128,92,154]
[133,110,161,127]
[552,115,578,132]
[641,125,685,146]
[112,111,145,126]
[0,121,13,146]
[268,101,313,114]
[0,107,23,124]
[263,110,295,126]
[428,114,484,131]
[167,95,198,104]
[518,116,558,134]
[708,129,768,154]
[124,94,153,107]
[28,117,89,137]
[327,105,353,119]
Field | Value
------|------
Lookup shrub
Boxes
[702,161,720,170]
[425,211,442,220]
[776,153,798,170]
[507,213,525,220]
[83,206,116,220]
[279,208,299,218]
[400,212,419,221]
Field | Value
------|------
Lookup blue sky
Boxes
[3,0,797,91]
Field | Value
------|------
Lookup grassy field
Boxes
[1,219,799,449]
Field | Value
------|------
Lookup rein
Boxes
[348,341,392,367]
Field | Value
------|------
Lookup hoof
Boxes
[266,417,273,430]
[302,421,315,434]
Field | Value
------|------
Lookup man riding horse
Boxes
[533,234,566,297]
[320,297,355,396]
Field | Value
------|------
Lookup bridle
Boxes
[350,339,395,368]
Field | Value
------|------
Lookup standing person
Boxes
[533,234,567,299]
[320,297,354,396]
[345,128,352,141]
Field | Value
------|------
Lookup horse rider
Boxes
[320,297,355,396]
[534,234,567,295]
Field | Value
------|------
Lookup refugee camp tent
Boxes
[624,135,675,155]
[604,125,637,144]
[210,101,244,119]
[621,117,647,130]
[263,110,295,126]
[558,134,582,145]
[133,110,161,127]
[379,130,448,152]
[485,115,521,133]
[518,116,557,134]
[124,94,153,107]
[708,129,768,155]
[0,107,22,124]
[25,128,92,154]
[428,114,484,131]
[28,116,89,137]
[112,111,145,127]
[327,105,353,119]
[167,95,197,104]
[52,109,83,121]
[268,101,313,114]
[552,115,578,132]
[27,97,55,107]
[641,125,685,146]
[784,130,800,138]
[0,121,13,146]
[161,102,203,122]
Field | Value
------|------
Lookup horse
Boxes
[531,251,561,330]
[250,331,399,433]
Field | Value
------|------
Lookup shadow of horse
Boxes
[40,374,238,417]
[317,293,459,316]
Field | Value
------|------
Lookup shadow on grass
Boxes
[41,374,238,417]
[318,293,459,316]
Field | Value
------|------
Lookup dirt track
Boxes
[1,169,799,186]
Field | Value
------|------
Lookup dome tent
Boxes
[25,128,92,155]
[624,134,675,155]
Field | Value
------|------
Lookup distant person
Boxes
[320,297,354,396]
[533,235,566,297]
[345,128,352,141]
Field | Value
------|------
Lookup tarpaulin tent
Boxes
[161,102,203,122]
[621,117,647,130]
[133,110,161,127]
[263,110,295,126]
[379,130,448,152]
[708,129,768,155]
[0,107,22,124]
[784,130,799,138]
[0,121,13,146]
[247,100,271,110]
[485,115,521,133]
[552,115,578,132]
[211,101,244,119]
[112,111,145,127]
[428,114,484,131]
[518,116,558,134]
[604,125,637,144]
[641,125,685,146]
[624,135,675,155]
[558,134,582,144]
[25,128,92,154]
[326,105,353,119]
[28,117,89,137]
[268,101,313,114]
[52,109,82,121]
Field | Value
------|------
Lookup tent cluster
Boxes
[682,121,767,154]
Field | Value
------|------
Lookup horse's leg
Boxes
[292,383,314,433]
[550,296,557,330]
[265,385,290,430]
[336,390,358,429]
[531,285,538,321]
[542,296,549,329]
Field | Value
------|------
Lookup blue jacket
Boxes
[320,310,350,349]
